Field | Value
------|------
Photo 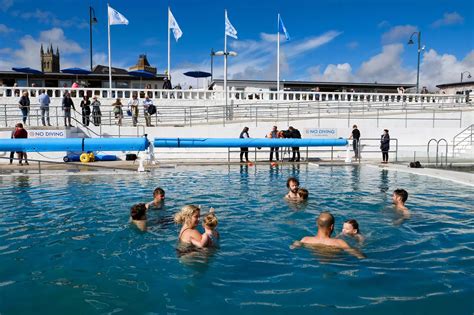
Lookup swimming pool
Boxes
[0,165,473,314]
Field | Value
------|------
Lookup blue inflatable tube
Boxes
[0,138,149,152]
[153,138,348,148]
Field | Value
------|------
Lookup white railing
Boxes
[0,87,468,105]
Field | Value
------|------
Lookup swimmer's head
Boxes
[174,205,200,227]
[153,187,165,200]
[392,189,408,204]
[286,177,300,193]
[130,203,147,221]
[317,212,335,234]
[297,188,309,200]
[203,212,218,230]
[342,219,360,235]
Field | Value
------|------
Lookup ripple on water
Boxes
[0,166,473,314]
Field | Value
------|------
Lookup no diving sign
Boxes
[303,128,338,138]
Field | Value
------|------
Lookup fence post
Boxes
[255,107,258,127]
[189,107,192,127]
[331,146,333,161]
[318,105,320,127]
[432,109,435,128]
[56,107,59,126]
[395,139,398,162]
[405,108,408,128]
[377,109,379,128]
[287,106,290,125]
[4,105,7,127]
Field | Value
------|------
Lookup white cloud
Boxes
[14,9,88,29]
[382,25,418,44]
[0,0,13,12]
[432,12,464,28]
[0,24,14,34]
[307,44,474,90]
[347,41,359,49]
[0,47,13,54]
[0,28,84,69]
[378,20,390,28]
[143,37,160,47]
[226,31,341,81]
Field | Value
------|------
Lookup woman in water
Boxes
[174,205,202,244]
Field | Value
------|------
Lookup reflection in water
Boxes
[290,164,301,179]
[379,169,389,194]
[16,175,30,188]
[351,166,361,191]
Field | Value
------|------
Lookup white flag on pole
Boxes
[279,15,290,41]
[108,6,129,25]
[169,9,183,41]
[225,10,238,39]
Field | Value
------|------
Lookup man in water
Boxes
[285,177,300,200]
[392,189,409,225]
[291,212,365,259]
[146,187,165,210]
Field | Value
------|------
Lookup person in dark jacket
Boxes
[380,129,390,163]
[349,124,361,158]
[13,123,28,165]
[18,91,30,124]
[80,95,91,126]
[239,127,250,163]
[288,126,301,162]
[62,92,75,127]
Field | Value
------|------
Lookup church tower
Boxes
[40,44,60,73]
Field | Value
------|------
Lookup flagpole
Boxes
[277,13,280,100]
[224,10,228,106]
[107,3,112,97]
[167,7,171,79]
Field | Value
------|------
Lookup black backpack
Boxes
[147,104,157,115]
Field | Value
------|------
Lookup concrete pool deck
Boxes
[1,159,473,187]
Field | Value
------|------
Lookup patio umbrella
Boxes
[128,70,156,88]
[183,71,212,89]
[12,67,43,86]
[61,68,92,85]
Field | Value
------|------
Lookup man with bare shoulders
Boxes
[285,177,300,200]
[291,212,365,259]
[392,189,409,225]
[392,189,409,214]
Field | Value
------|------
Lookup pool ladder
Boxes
[427,138,448,167]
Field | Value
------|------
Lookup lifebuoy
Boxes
[80,153,90,163]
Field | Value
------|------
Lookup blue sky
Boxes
[0,0,473,88]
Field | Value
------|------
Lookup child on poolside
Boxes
[146,187,165,209]
[191,208,219,248]
[297,188,309,201]
[130,203,147,231]
[341,219,365,243]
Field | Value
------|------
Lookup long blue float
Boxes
[153,138,348,148]
[0,137,347,153]
[0,138,149,152]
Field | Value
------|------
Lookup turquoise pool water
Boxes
[0,165,473,314]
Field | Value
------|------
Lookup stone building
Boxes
[40,44,60,73]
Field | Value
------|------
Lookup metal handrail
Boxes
[0,102,468,129]
[427,138,448,166]
[452,124,473,157]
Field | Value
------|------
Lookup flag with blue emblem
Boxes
[169,9,183,41]
[279,15,290,40]
[225,10,238,39]
[108,6,129,25]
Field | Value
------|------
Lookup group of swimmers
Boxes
[129,178,409,257]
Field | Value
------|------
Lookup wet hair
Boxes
[317,212,335,229]
[393,189,408,203]
[286,177,300,188]
[297,188,309,200]
[130,203,147,221]
[153,187,165,198]
[174,205,200,225]
[203,212,218,230]
[345,219,360,233]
